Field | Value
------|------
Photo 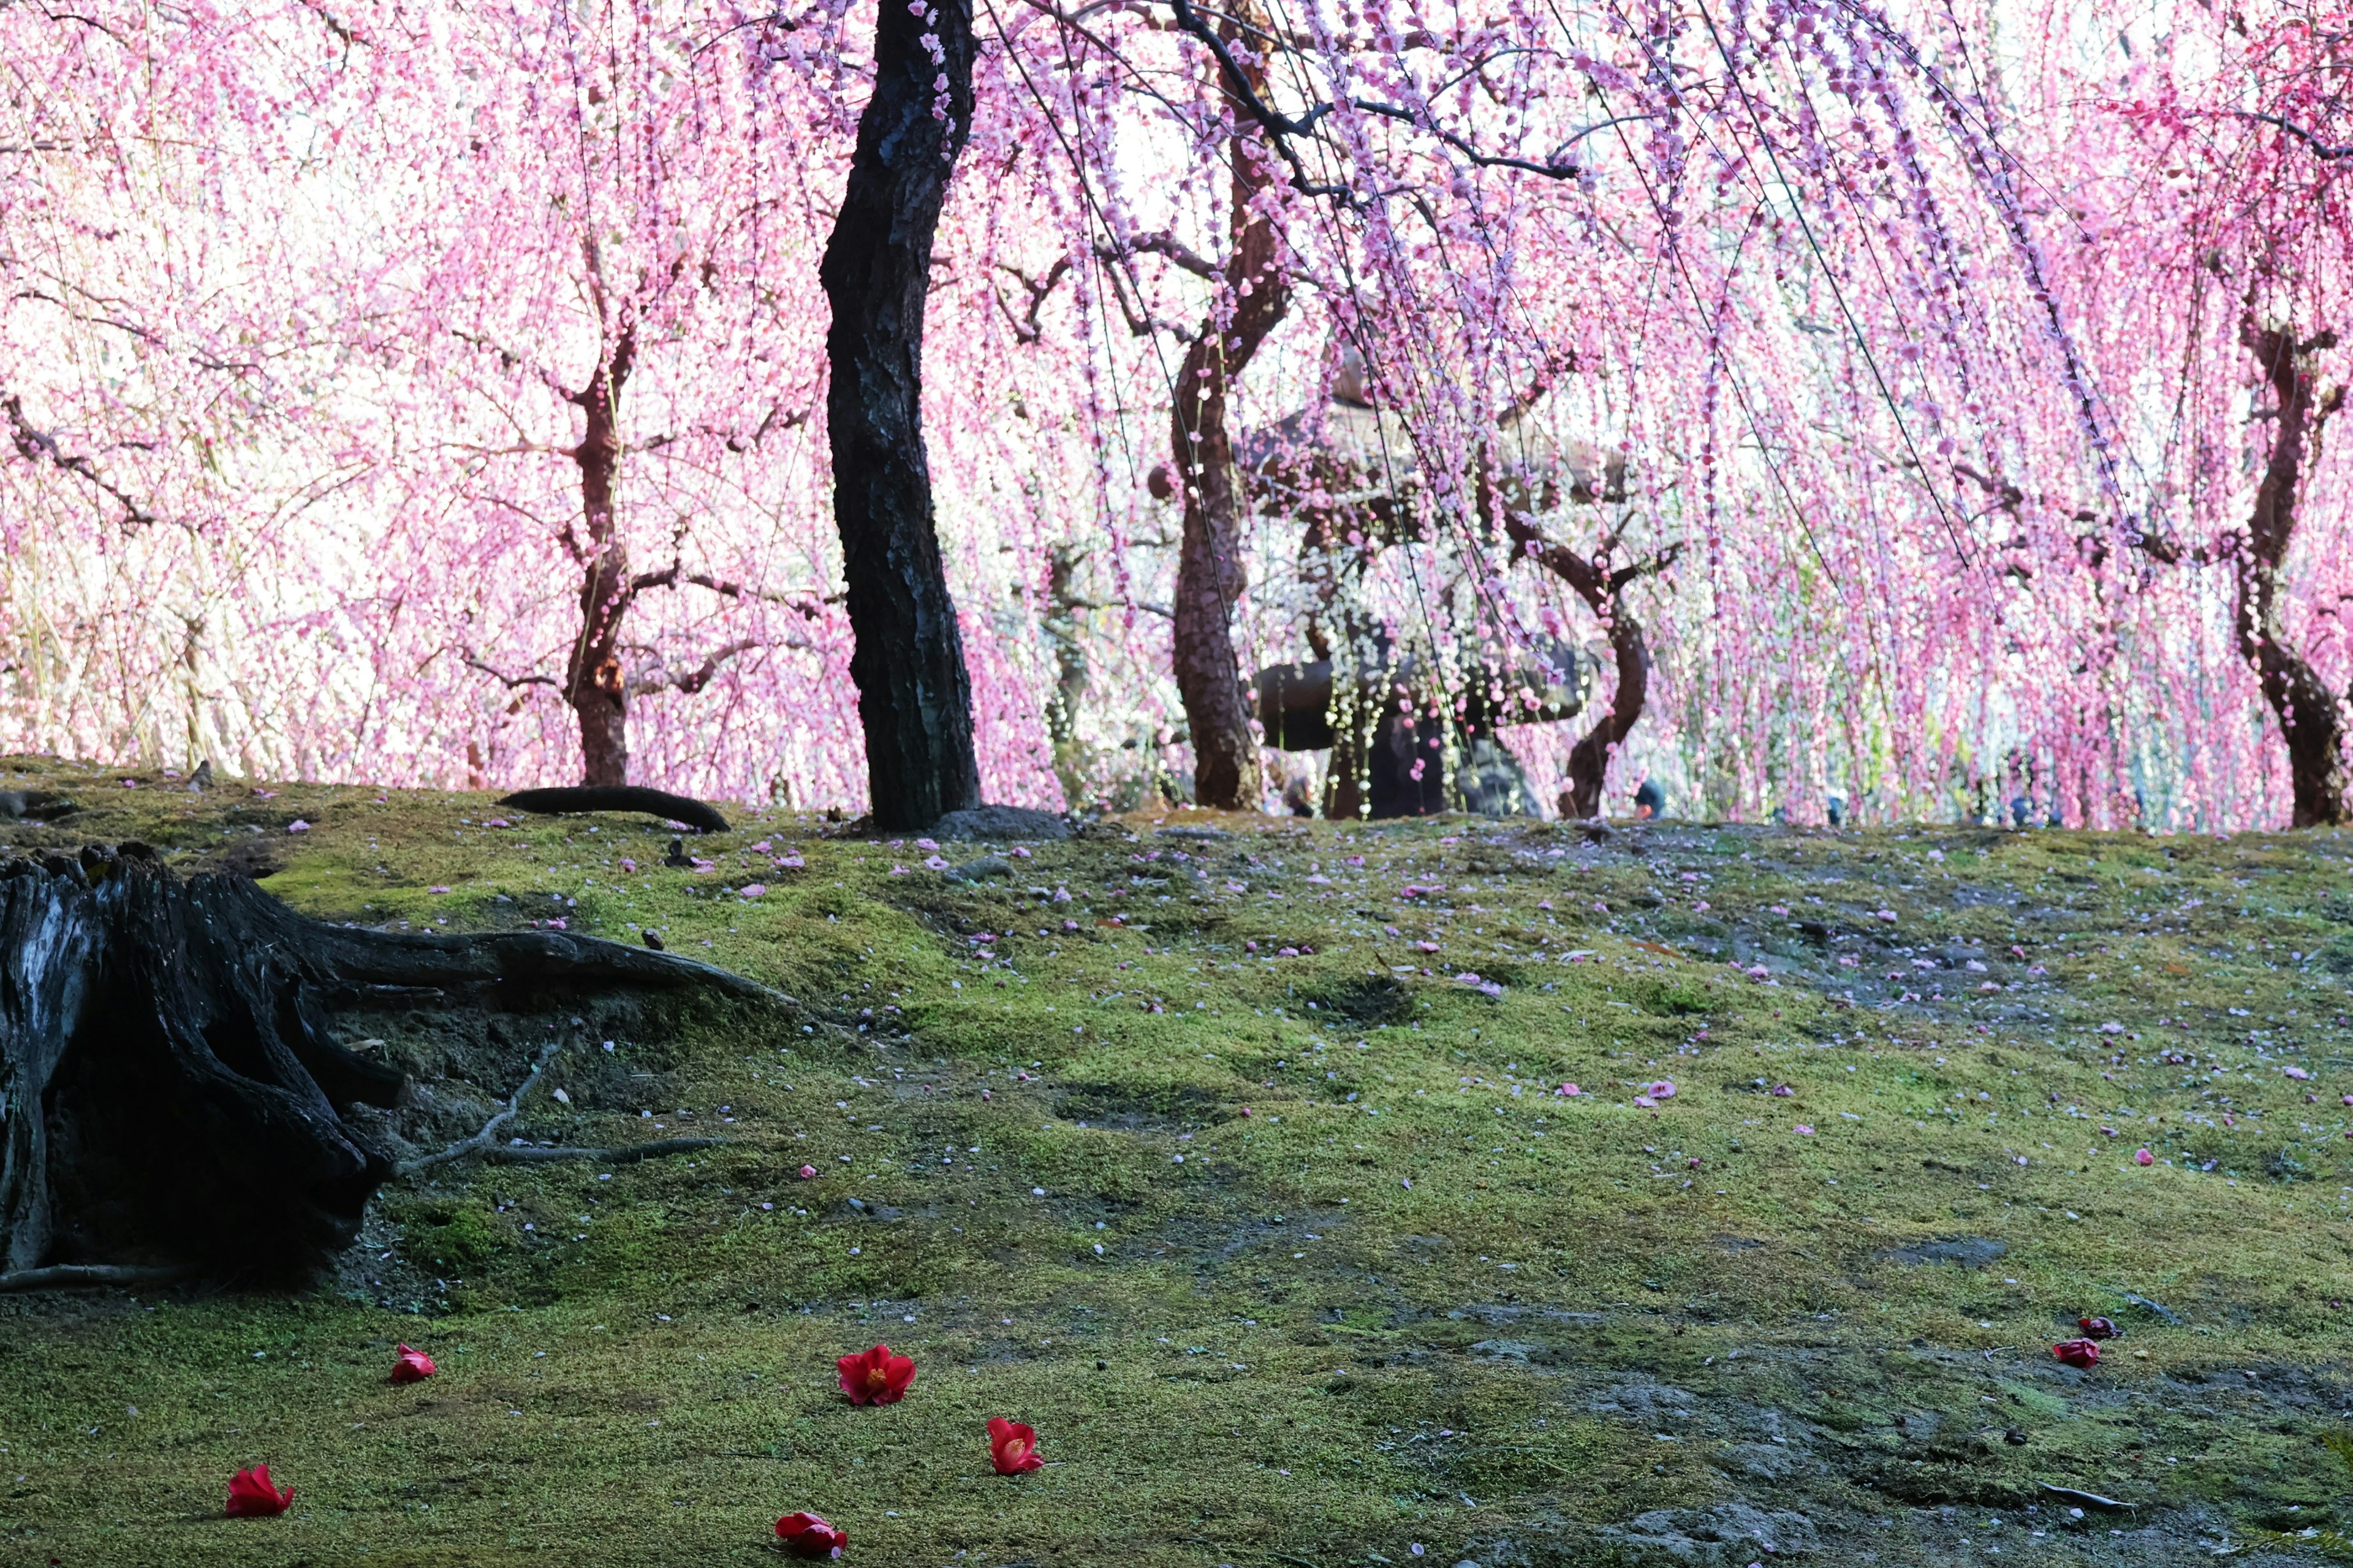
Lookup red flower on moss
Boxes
[775,1510,848,1558]
[225,1464,293,1517]
[2052,1338,2101,1369]
[837,1344,915,1406]
[2075,1316,2118,1340]
[390,1344,436,1384]
[989,1417,1044,1475]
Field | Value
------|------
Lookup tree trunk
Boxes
[1170,1,1289,811]
[1504,521,1660,820]
[565,333,635,787]
[819,0,981,832]
[1564,608,1651,819]
[0,844,770,1280]
[2236,320,2349,828]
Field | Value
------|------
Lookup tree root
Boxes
[0,844,784,1280]
[498,786,730,834]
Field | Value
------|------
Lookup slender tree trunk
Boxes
[819,0,980,831]
[1504,518,1663,819]
[1564,608,1650,818]
[1170,2,1288,811]
[565,334,635,787]
[2236,320,2348,828]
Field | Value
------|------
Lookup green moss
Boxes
[6,762,2353,1560]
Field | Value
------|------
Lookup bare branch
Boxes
[1351,98,1581,179]
[1165,0,1349,200]
[485,1136,727,1165]
[993,257,1074,343]
[627,638,762,697]
[2245,112,2353,160]
[3,393,156,528]
[397,1040,562,1176]
[1096,232,1219,281]
[461,656,560,691]
[1607,540,1683,596]
[0,1263,195,1292]
[626,561,830,615]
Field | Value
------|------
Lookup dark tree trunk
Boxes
[2236,320,2349,828]
[1170,0,1289,811]
[0,845,769,1280]
[1504,518,1667,820]
[1563,608,1651,819]
[565,331,636,787]
[820,0,981,832]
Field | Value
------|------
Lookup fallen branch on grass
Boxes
[395,1040,563,1177]
[485,1137,727,1165]
[0,1263,197,1292]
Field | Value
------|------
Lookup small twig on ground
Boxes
[0,1263,197,1292]
[397,1040,563,1176]
[485,1137,727,1165]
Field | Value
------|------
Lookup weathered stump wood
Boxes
[0,844,773,1281]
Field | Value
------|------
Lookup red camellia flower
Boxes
[225,1464,294,1517]
[2076,1316,2118,1340]
[775,1510,848,1558]
[989,1417,1044,1475]
[837,1344,915,1406]
[2052,1338,2101,1369]
[390,1343,436,1384]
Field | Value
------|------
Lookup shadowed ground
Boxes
[0,757,2347,1566]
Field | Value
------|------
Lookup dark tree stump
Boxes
[0,844,773,1281]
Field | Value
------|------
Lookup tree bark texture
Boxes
[820,0,982,831]
[0,845,768,1279]
[1505,521,1661,819]
[566,330,636,787]
[1170,2,1289,811]
[2237,320,2349,827]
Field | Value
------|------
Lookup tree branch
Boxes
[1350,98,1581,179]
[461,656,560,691]
[1096,232,1219,281]
[2245,112,2353,160]
[484,1136,727,1165]
[0,1263,195,1292]
[1165,0,1348,199]
[994,257,1074,343]
[3,393,156,528]
[626,637,762,697]
[397,1040,562,1176]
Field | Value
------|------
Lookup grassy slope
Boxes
[2,757,2352,1565]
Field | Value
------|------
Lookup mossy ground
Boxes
[4,757,2353,1565]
